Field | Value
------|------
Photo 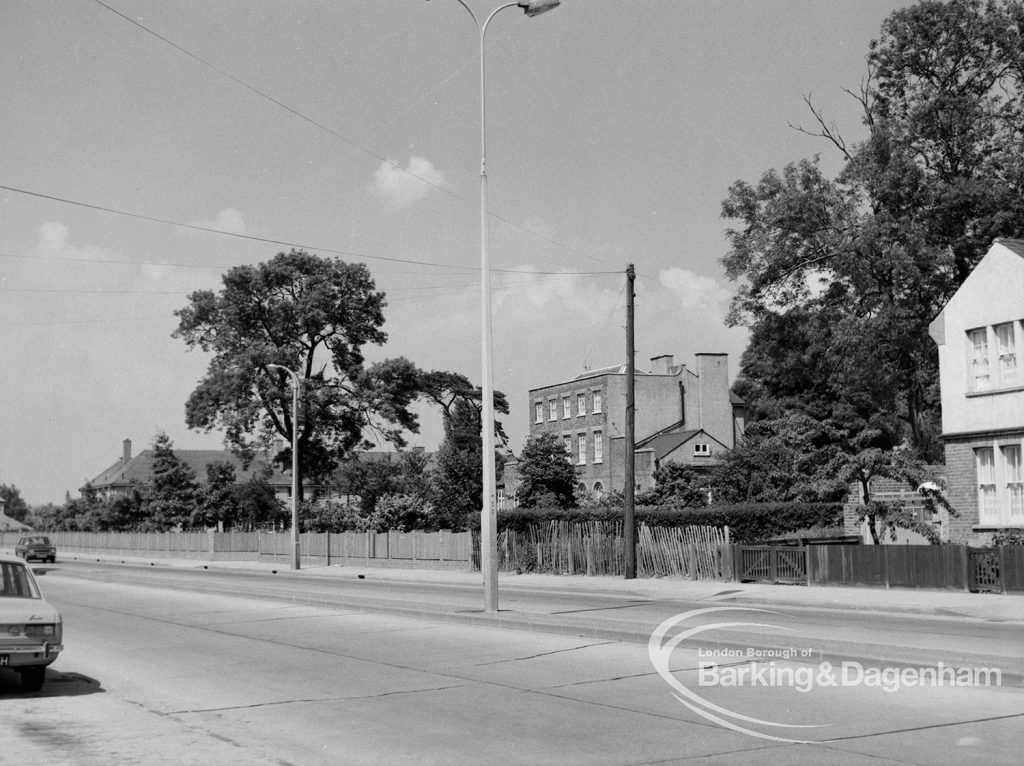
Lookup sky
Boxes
[0,0,912,506]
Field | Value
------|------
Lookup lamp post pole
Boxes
[437,0,560,614]
[268,363,301,571]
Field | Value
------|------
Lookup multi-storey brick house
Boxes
[502,353,744,501]
[929,238,1024,541]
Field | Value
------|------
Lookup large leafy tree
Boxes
[418,370,510,446]
[142,432,200,531]
[722,0,1024,464]
[429,398,489,530]
[174,250,423,500]
[420,371,510,531]
[636,464,710,508]
[0,484,30,522]
[514,433,577,509]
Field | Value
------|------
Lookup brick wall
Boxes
[943,440,979,542]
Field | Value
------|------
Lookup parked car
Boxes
[0,555,63,691]
[15,536,56,563]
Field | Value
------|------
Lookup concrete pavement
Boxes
[39,548,1024,627]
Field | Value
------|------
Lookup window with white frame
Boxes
[996,323,1018,386]
[976,448,998,524]
[593,430,603,463]
[562,435,572,462]
[549,399,557,421]
[592,391,602,414]
[968,328,990,391]
[1004,445,1024,521]
[576,392,586,416]
[577,433,587,465]
[562,396,571,419]
[535,401,543,424]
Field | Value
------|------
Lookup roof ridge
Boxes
[995,237,1024,257]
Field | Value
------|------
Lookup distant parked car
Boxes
[15,536,56,563]
[0,555,63,691]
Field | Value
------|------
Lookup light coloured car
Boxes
[0,555,63,692]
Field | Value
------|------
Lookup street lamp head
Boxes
[518,0,560,17]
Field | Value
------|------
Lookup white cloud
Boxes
[34,222,105,261]
[370,156,445,210]
[658,267,733,315]
[191,207,247,235]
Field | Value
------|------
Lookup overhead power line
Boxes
[88,0,618,270]
[0,184,618,277]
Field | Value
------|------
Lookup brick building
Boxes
[929,238,1024,542]
[503,353,744,502]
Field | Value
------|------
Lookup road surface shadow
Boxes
[0,669,104,698]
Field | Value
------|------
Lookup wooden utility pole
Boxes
[624,264,636,579]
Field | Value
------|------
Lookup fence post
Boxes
[962,545,971,592]
[805,546,812,587]
[882,544,890,589]
[999,545,1007,594]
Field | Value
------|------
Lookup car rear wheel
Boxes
[20,666,46,692]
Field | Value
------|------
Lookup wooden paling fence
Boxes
[496,521,729,579]
[637,524,729,579]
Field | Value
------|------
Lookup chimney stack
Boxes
[122,438,132,464]
[695,354,731,447]
[650,355,674,375]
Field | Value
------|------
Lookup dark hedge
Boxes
[496,502,844,543]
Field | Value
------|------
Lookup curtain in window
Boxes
[996,324,1018,385]
[977,448,998,522]
[1003,445,1024,520]
[970,329,990,390]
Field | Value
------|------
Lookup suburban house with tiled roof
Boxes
[0,504,32,532]
[929,238,1024,541]
[83,439,417,506]
[503,353,744,501]
[83,439,299,501]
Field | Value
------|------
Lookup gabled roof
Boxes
[930,238,1024,341]
[995,237,1024,258]
[0,513,32,532]
[87,449,288,490]
[636,427,729,461]
[637,429,701,460]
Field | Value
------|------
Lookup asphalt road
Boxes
[41,560,1024,679]
[0,563,1021,764]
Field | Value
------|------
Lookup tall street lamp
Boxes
[267,363,302,571]
[432,0,560,613]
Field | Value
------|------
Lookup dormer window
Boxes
[693,443,710,457]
